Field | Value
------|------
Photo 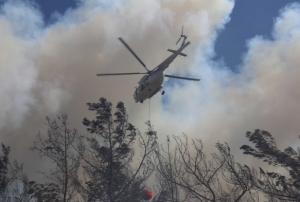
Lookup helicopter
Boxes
[97,26,200,103]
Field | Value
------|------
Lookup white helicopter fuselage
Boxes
[133,40,192,102]
[97,28,200,103]
[133,70,164,102]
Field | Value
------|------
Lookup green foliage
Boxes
[8,175,60,202]
[0,144,22,201]
[241,129,300,201]
[79,98,156,202]
[0,144,11,195]
[26,181,60,201]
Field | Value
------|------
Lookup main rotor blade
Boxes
[165,74,200,81]
[118,38,149,72]
[97,72,148,76]
[181,25,184,35]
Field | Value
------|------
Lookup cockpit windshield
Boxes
[138,75,148,84]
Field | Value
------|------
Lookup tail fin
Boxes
[167,49,187,57]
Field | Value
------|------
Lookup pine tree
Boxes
[78,98,157,202]
[241,129,300,201]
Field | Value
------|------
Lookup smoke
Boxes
[151,2,300,161]
[0,1,39,130]
[1,0,300,181]
[1,0,44,39]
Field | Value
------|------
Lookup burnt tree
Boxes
[155,135,257,202]
[31,115,81,202]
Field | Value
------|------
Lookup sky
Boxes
[1,0,300,183]
[215,0,299,71]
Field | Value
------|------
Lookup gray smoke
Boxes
[1,0,300,181]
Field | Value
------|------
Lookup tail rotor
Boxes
[175,25,187,46]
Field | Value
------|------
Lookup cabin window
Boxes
[140,84,144,91]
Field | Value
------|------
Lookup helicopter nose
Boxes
[133,91,138,101]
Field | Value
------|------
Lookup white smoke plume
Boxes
[0,0,300,181]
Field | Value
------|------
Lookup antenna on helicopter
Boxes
[175,25,187,47]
